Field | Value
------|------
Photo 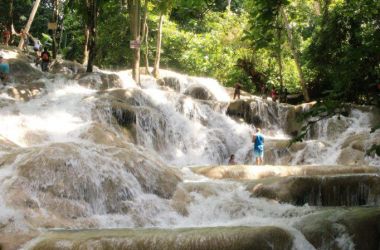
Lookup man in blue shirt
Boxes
[0,54,10,84]
[252,128,264,165]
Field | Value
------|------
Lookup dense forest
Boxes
[0,0,379,106]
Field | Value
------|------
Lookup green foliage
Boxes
[306,0,380,104]
[161,11,250,87]
[4,0,378,109]
[62,8,85,61]
[96,1,131,69]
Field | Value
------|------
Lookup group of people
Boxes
[232,82,288,103]
[1,25,51,73]
[228,128,265,165]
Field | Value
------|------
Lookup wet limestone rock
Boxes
[250,174,380,206]
[7,58,43,84]
[5,80,45,101]
[226,98,303,134]
[29,226,293,250]
[296,207,380,250]
[1,142,182,228]
[111,101,137,128]
[184,85,216,101]
[162,76,181,92]
[50,60,86,75]
[337,130,380,165]
[81,123,136,145]
[75,72,123,90]
[192,165,379,181]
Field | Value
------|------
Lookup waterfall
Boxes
[0,59,379,249]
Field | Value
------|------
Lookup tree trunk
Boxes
[276,24,284,95]
[7,0,13,33]
[144,21,150,73]
[152,14,164,78]
[83,25,90,65]
[227,0,231,11]
[86,0,97,73]
[140,0,150,74]
[18,0,41,50]
[281,7,310,102]
[128,0,141,84]
[51,0,58,59]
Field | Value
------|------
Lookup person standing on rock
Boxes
[233,82,242,100]
[0,54,10,84]
[252,128,264,165]
[40,48,51,72]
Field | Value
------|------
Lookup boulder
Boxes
[226,98,303,133]
[1,142,182,229]
[184,85,216,101]
[162,76,181,92]
[75,72,123,90]
[50,60,86,75]
[7,58,43,84]
[5,80,45,101]
[250,174,380,206]
[29,226,293,250]
[296,207,380,250]
[192,165,380,181]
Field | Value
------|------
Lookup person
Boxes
[260,84,267,98]
[271,88,278,102]
[33,38,42,66]
[228,154,237,165]
[0,54,10,84]
[252,128,264,165]
[17,29,29,51]
[40,48,51,72]
[2,28,11,46]
[33,38,41,53]
[284,88,289,103]
[282,88,288,103]
[233,82,242,100]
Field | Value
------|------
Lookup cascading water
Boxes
[0,51,379,250]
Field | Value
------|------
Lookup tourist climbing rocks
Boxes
[0,54,10,84]
[33,38,42,66]
[271,88,278,102]
[252,128,264,165]
[233,82,242,100]
[228,154,237,165]
[2,28,11,46]
[40,48,51,72]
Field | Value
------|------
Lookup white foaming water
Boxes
[0,78,95,146]
[0,69,377,250]
[293,109,380,166]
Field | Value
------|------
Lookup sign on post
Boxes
[130,39,141,49]
[48,22,58,30]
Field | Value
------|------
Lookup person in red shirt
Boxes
[40,48,51,72]
[271,88,278,102]
[2,28,11,46]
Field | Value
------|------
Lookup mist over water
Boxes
[0,68,378,249]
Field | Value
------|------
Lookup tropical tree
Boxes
[127,0,142,83]
[245,0,310,101]
[151,0,175,78]
[18,0,41,50]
